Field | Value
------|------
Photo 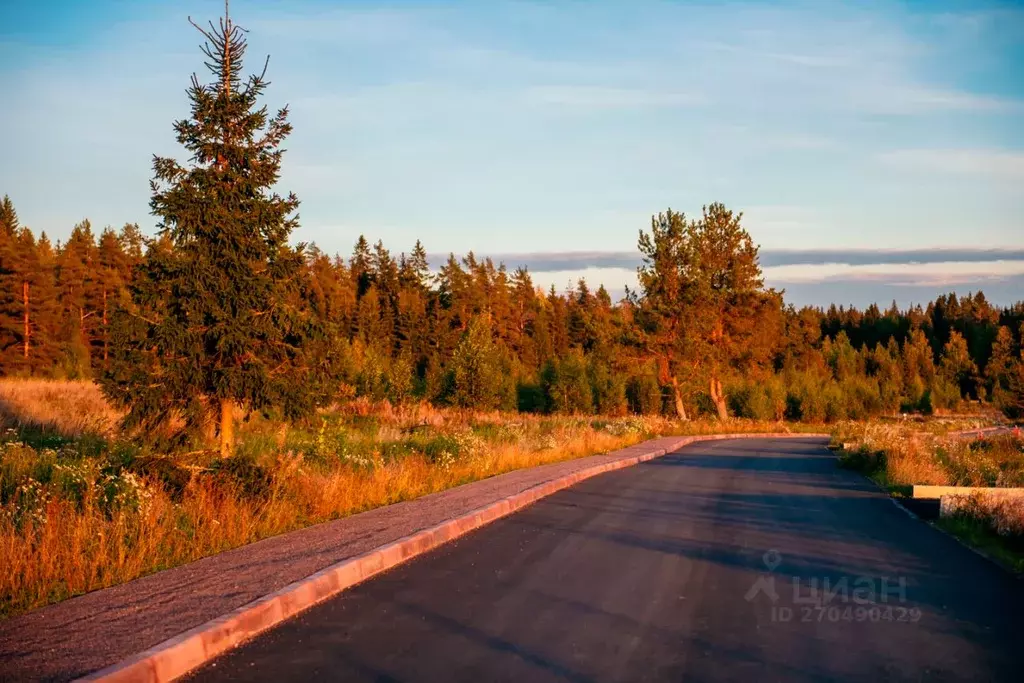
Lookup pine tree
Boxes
[56,220,99,375]
[102,4,320,455]
[0,229,40,371]
[27,233,62,373]
[97,228,129,367]
[986,326,1015,394]
[634,204,779,419]
[350,235,373,299]
[1003,351,1024,419]
[939,330,977,399]
[0,202,62,375]
[0,197,21,369]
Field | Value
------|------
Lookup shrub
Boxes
[837,444,886,474]
[208,456,272,498]
[930,377,962,412]
[384,354,416,405]
[626,374,662,416]
[449,318,513,410]
[128,456,191,501]
[589,362,627,416]
[516,382,546,413]
[542,353,593,414]
[839,377,883,420]
[822,383,847,422]
[726,379,785,421]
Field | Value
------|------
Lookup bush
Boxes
[542,353,593,414]
[726,379,785,421]
[839,377,882,420]
[208,456,272,498]
[822,384,847,422]
[516,382,546,413]
[384,354,416,405]
[838,444,886,474]
[626,374,662,416]
[589,362,627,416]
[785,375,828,422]
[930,377,962,412]
[128,456,191,501]
[448,318,515,410]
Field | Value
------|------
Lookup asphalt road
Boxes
[188,437,1024,683]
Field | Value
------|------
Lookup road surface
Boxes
[188,437,1024,682]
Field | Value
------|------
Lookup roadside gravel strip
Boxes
[0,432,823,683]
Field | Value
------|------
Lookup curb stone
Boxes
[78,432,826,683]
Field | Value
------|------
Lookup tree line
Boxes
[2,6,1022,456]
[3,191,1022,421]
[0,199,143,377]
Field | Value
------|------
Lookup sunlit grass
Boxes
[0,381,821,618]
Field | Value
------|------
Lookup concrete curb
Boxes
[78,432,826,683]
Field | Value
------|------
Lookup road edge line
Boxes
[78,431,826,683]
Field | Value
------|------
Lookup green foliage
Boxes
[837,444,886,475]
[939,331,978,398]
[516,382,547,413]
[727,377,787,421]
[542,352,593,414]
[588,359,627,416]
[99,11,331,452]
[448,317,514,410]
[1000,358,1024,419]
[208,456,273,498]
[634,203,782,419]
[626,373,662,416]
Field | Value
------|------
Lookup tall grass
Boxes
[833,421,1024,488]
[0,380,818,618]
[0,379,120,438]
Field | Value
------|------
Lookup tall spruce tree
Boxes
[102,4,317,455]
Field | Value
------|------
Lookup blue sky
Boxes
[2,0,1022,306]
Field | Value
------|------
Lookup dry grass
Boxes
[0,379,121,438]
[0,380,822,617]
[946,494,1024,537]
[833,420,1024,488]
[0,426,640,616]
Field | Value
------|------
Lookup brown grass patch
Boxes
[0,380,121,438]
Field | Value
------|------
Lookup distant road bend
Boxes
[190,437,1024,682]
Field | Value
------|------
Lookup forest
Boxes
[1,192,1022,436]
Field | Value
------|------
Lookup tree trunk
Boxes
[710,376,729,420]
[22,280,29,359]
[671,376,689,421]
[102,287,108,365]
[219,399,235,458]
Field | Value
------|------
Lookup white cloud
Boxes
[878,149,1024,178]
[764,260,1024,286]
[852,86,1021,115]
[529,267,638,294]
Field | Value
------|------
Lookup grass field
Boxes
[0,380,821,618]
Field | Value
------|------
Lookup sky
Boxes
[1,0,1022,307]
